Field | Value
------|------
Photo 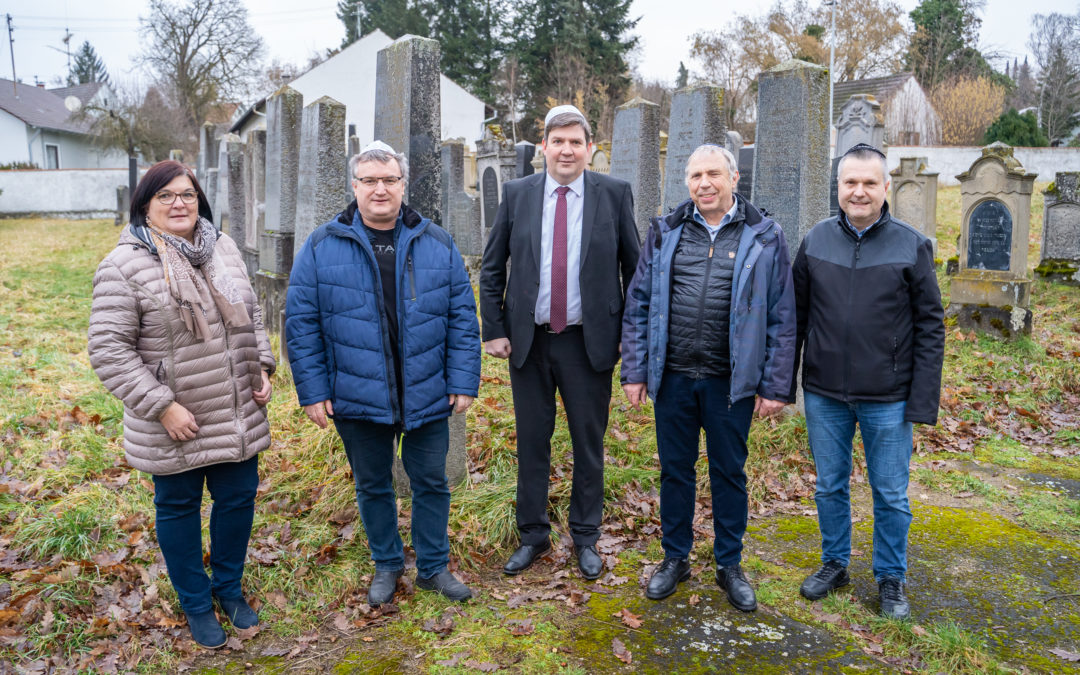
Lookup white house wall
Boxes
[887,146,1080,185]
[0,112,29,164]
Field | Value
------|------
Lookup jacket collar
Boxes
[660,193,769,234]
[837,200,891,239]
[333,200,424,230]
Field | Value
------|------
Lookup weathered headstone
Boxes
[663,85,726,213]
[890,156,939,255]
[256,85,303,341]
[243,130,266,276]
[169,149,183,162]
[476,125,516,242]
[725,130,743,157]
[225,135,246,245]
[590,147,610,174]
[204,168,219,220]
[214,133,240,236]
[947,143,1036,338]
[737,146,754,197]
[830,95,886,217]
[1037,172,1080,285]
[515,141,535,178]
[115,185,129,226]
[294,96,348,259]
[441,139,482,264]
[197,122,225,186]
[610,97,661,240]
[374,35,442,224]
[752,60,830,252]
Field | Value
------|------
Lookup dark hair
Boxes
[129,160,213,228]
[544,111,592,145]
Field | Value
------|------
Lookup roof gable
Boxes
[0,77,92,134]
[831,73,920,122]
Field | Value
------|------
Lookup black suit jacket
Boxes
[480,170,641,371]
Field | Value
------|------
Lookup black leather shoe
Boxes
[800,561,850,601]
[576,545,603,580]
[716,564,757,612]
[416,570,473,602]
[878,576,910,620]
[214,594,259,629]
[503,541,551,575]
[368,568,404,605]
[646,558,691,600]
[185,610,227,648]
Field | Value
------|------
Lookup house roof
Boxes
[47,81,105,107]
[832,73,917,122]
[0,77,91,134]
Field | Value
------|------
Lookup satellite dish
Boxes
[64,96,82,113]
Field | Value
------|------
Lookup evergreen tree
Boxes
[1039,44,1080,144]
[982,108,1049,146]
[676,61,688,88]
[1011,57,1038,110]
[427,0,506,103]
[905,0,987,89]
[336,0,429,46]
[68,41,109,86]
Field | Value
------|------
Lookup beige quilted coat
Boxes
[88,227,275,475]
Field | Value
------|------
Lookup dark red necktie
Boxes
[550,186,570,333]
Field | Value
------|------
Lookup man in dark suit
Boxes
[480,105,641,579]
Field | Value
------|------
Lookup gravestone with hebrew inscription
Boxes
[890,157,939,255]
[476,124,516,245]
[752,60,830,252]
[947,143,1036,338]
[1036,172,1080,285]
[663,85,726,213]
[830,95,886,217]
[611,97,661,239]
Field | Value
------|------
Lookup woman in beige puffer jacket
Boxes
[88,160,273,648]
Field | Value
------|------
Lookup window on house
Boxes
[45,144,60,169]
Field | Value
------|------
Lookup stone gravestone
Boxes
[214,134,240,236]
[204,168,219,220]
[256,85,303,342]
[225,135,246,245]
[476,125,516,244]
[737,146,754,197]
[374,35,468,491]
[1036,172,1080,285]
[947,143,1036,338]
[752,60,830,252]
[515,141,535,178]
[610,96,661,240]
[374,35,442,225]
[115,185,129,226]
[294,96,348,260]
[242,130,266,277]
[830,95,886,217]
[441,139,483,275]
[890,157,939,255]
[663,85,726,213]
[197,122,226,186]
[725,130,743,157]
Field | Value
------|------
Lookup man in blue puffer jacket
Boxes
[285,141,480,606]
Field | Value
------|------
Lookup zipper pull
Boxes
[708,245,714,258]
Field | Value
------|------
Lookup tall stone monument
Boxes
[374,35,442,225]
[890,157,939,254]
[610,97,661,239]
[752,60,830,252]
[242,130,266,276]
[256,85,303,341]
[663,85,726,213]
[515,141,535,178]
[737,146,754,197]
[948,143,1037,338]
[1036,172,1080,285]
[294,96,348,258]
[196,122,226,186]
[830,94,886,217]
[225,135,246,246]
[213,134,240,236]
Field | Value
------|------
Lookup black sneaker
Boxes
[800,561,850,601]
[416,570,473,602]
[185,610,227,648]
[878,576,910,620]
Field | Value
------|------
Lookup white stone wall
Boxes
[0,168,140,217]
[887,146,1080,186]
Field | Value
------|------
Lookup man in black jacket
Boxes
[791,143,944,620]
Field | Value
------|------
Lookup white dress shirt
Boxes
[534,172,585,325]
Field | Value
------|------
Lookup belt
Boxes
[537,323,582,334]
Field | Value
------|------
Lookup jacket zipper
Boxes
[692,237,716,377]
[842,238,861,401]
[407,255,416,301]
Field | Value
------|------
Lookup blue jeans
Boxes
[152,455,259,615]
[334,418,450,579]
[804,391,914,582]
[653,370,755,566]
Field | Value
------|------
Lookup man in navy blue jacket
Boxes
[621,144,796,609]
[285,141,481,606]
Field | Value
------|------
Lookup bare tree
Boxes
[1029,12,1080,143]
[138,0,264,134]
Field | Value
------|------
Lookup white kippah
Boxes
[361,140,397,154]
[544,104,585,126]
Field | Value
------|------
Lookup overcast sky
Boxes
[5,0,1075,92]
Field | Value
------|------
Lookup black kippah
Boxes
[842,142,886,158]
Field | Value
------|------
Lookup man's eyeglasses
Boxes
[354,176,403,187]
[154,190,199,205]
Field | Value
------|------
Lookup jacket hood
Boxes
[334,200,424,229]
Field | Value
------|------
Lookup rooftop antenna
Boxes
[61,28,72,74]
[6,14,15,94]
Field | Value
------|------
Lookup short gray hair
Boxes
[544,112,592,144]
[837,147,888,183]
[349,148,409,184]
[684,144,738,183]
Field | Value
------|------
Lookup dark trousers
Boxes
[334,417,451,579]
[653,370,754,566]
[509,326,612,547]
[152,455,259,615]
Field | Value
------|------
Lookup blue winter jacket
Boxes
[285,202,481,430]
[621,196,796,404]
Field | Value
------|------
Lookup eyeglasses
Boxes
[353,176,403,187]
[154,190,199,205]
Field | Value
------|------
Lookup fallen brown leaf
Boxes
[614,608,642,629]
[612,637,632,664]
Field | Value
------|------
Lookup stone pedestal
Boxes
[663,85,726,213]
[890,157,939,256]
[1036,172,1080,285]
[611,97,661,240]
[947,143,1037,338]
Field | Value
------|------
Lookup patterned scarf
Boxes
[148,217,251,341]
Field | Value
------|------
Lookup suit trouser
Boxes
[510,326,612,547]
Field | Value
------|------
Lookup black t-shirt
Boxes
[364,224,403,414]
